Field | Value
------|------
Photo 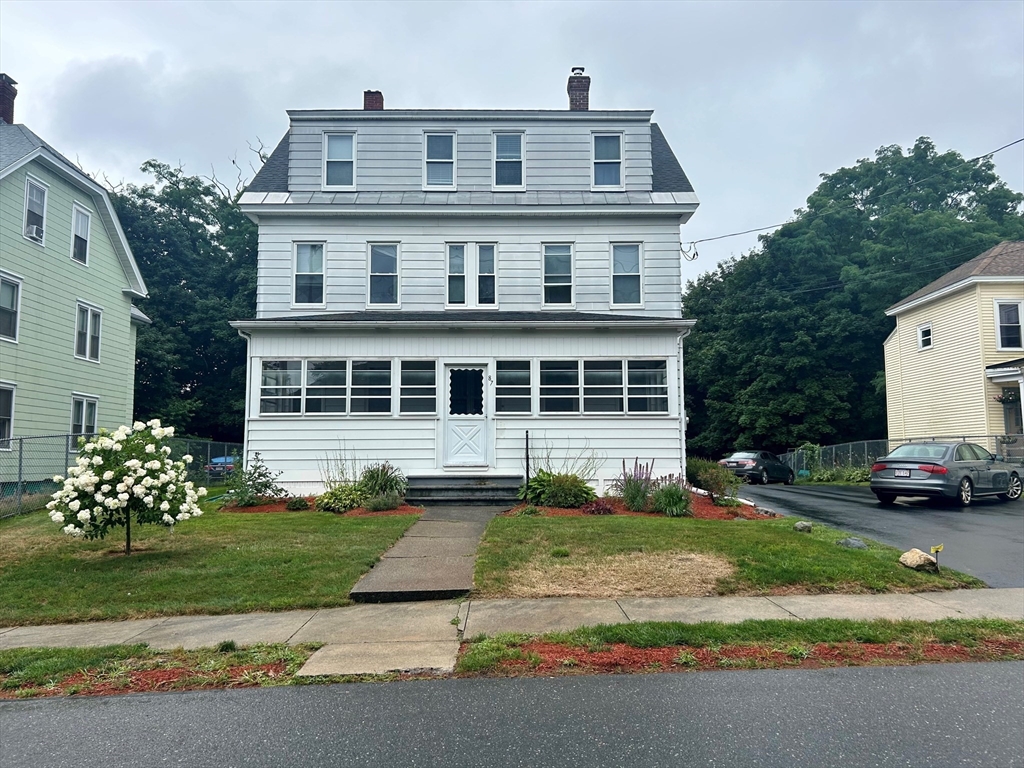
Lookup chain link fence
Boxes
[780,435,1024,474]
[0,434,242,519]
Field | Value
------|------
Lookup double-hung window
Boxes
[71,205,91,264]
[368,244,399,306]
[539,361,580,413]
[75,303,101,362]
[447,244,466,305]
[611,244,641,306]
[495,361,531,413]
[627,361,669,412]
[997,301,1023,349]
[24,177,47,243]
[593,134,623,188]
[0,274,20,342]
[543,244,573,306]
[918,324,933,350]
[424,133,455,189]
[323,133,355,188]
[493,133,524,188]
[400,361,437,414]
[0,384,13,449]
[350,361,392,413]
[70,395,98,451]
[447,244,497,307]
[294,243,325,306]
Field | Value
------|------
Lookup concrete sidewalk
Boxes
[1,589,1021,677]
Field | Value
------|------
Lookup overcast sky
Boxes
[3,0,1021,284]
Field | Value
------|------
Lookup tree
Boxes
[684,138,1024,458]
[110,162,258,442]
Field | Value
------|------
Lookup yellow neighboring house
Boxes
[884,241,1024,447]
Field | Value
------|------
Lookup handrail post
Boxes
[525,430,530,492]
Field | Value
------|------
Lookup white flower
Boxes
[176,512,191,521]
[145,444,156,454]
[68,499,81,512]
[84,443,96,452]
[160,501,170,512]
[152,427,166,439]
[116,483,126,493]
[161,446,172,455]
[147,419,161,428]
[102,471,114,481]
[49,510,64,523]
[112,443,123,452]
[93,506,102,514]
[77,510,91,523]
[91,455,103,466]
[193,508,204,517]
[133,485,147,498]
[144,496,154,507]
[133,421,146,431]
[124,476,135,487]
[98,437,114,450]
[119,492,131,501]
[146,460,162,471]
[94,492,105,503]
[62,524,82,537]
[162,513,176,525]
[125,459,142,469]
[53,475,64,483]
[183,455,193,464]
[101,484,111,493]
[164,427,175,437]
[167,484,176,493]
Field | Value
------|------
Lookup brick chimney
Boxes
[0,74,17,125]
[567,67,590,111]
[363,90,384,111]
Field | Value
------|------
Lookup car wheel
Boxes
[785,471,795,486]
[956,477,973,508]
[759,469,769,485]
[875,492,896,506]
[998,473,1022,502]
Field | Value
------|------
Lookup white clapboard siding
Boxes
[288,120,652,193]
[255,215,683,317]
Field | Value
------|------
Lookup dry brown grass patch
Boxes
[490,551,735,598]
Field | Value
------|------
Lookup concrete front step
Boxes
[406,475,522,506]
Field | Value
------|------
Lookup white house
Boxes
[232,70,699,494]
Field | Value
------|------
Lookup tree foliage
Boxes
[110,162,257,442]
[684,138,1024,457]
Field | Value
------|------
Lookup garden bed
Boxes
[506,493,774,520]
[221,497,424,516]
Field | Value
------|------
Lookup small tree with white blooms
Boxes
[47,420,207,555]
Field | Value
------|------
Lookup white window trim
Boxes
[291,242,327,309]
[492,131,526,191]
[0,380,15,450]
[445,243,499,309]
[542,242,575,309]
[917,322,933,351]
[610,242,644,308]
[69,393,99,452]
[366,242,401,309]
[74,300,103,364]
[69,202,93,266]
[321,132,357,191]
[422,131,457,191]
[23,174,49,247]
[0,270,23,344]
[994,299,1024,351]
[591,132,625,191]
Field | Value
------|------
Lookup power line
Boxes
[683,137,1024,250]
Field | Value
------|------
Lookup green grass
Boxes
[0,507,417,626]
[474,517,983,596]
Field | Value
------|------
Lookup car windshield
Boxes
[728,452,759,459]
[886,444,949,461]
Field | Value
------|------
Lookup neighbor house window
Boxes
[495,361,531,413]
[0,274,20,342]
[71,205,91,264]
[997,301,1023,349]
[539,361,579,413]
[350,361,392,413]
[583,361,624,413]
[918,323,933,350]
[305,360,347,414]
[493,133,523,188]
[400,361,437,414]
[260,361,302,414]
[323,133,355,188]
[368,244,399,306]
[447,244,466,305]
[612,244,641,305]
[75,303,101,362]
[24,177,47,243]
[424,133,455,189]
[593,134,622,188]
[294,243,325,306]
[543,244,573,306]
[0,384,13,449]
[69,396,98,451]
[627,360,669,412]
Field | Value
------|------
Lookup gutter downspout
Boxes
[678,328,692,480]
[237,329,253,468]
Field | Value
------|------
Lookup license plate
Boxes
[894,469,911,478]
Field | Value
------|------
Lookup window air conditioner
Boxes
[25,225,44,240]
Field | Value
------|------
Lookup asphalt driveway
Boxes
[741,484,1024,588]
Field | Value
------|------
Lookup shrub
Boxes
[519,469,553,505]
[359,462,407,498]
[541,473,596,508]
[285,497,310,511]
[686,458,718,488]
[693,460,741,505]
[364,492,402,512]
[809,466,870,483]
[228,453,286,507]
[610,459,656,512]
[651,482,692,517]
[315,484,367,513]
[580,499,616,515]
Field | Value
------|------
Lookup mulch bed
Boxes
[219,497,423,516]
[506,493,775,520]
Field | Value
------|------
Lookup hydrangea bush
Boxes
[47,420,207,555]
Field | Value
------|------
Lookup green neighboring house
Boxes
[0,74,148,454]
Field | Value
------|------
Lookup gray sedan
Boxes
[870,442,1023,507]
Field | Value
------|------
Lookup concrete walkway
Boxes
[1,589,1021,677]
[349,505,506,602]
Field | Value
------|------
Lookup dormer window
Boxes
[593,134,622,188]
[424,133,455,189]
[493,133,523,189]
[24,177,47,244]
[323,133,355,188]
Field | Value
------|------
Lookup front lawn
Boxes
[474,516,982,597]
[0,508,417,626]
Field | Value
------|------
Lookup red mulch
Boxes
[461,639,1024,677]
[506,493,775,520]
[220,497,422,516]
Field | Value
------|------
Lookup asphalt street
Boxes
[2,662,1022,768]
[742,484,1024,587]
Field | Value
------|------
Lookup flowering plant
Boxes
[995,391,1020,404]
[47,420,207,555]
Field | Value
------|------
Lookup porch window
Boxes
[539,360,579,413]
[400,361,437,414]
[997,302,1023,349]
[305,360,347,413]
[583,361,624,412]
[495,361,531,413]
[260,361,302,413]
[543,244,573,306]
[350,361,392,413]
[627,360,668,413]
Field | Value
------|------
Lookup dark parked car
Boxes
[870,442,1023,507]
[718,451,794,485]
[204,456,236,479]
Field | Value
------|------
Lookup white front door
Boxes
[444,366,489,467]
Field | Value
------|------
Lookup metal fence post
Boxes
[16,437,24,516]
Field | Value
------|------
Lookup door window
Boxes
[449,369,484,416]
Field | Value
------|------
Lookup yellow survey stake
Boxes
[931,544,944,554]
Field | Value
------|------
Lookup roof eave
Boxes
[287,109,655,122]
[885,275,1021,316]
[237,202,699,219]
[231,318,695,332]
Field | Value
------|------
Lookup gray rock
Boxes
[794,521,813,533]
[837,537,869,550]
[899,548,939,573]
